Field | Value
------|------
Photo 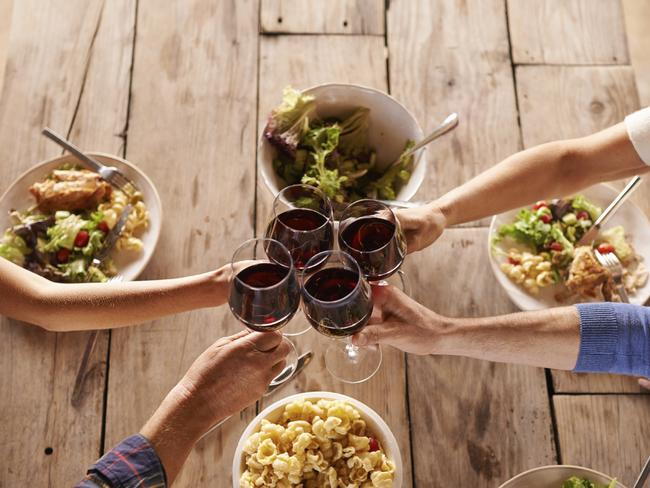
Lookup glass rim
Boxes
[272,184,334,234]
[230,237,295,291]
[338,199,400,255]
[301,250,365,305]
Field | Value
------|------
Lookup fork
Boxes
[42,127,137,196]
[595,250,630,303]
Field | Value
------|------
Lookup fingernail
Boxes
[356,333,368,346]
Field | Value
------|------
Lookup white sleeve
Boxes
[625,106,650,166]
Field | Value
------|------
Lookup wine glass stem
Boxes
[344,337,360,361]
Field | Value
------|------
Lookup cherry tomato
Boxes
[576,211,590,220]
[532,201,548,210]
[74,230,90,248]
[368,437,380,452]
[97,221,110,233]
[597,243,615,254]
[57,248,70,263]
[550,242,563,252]
[540,214,552,224]
[507,257,521,265]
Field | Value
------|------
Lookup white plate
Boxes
[0,153,162,282]
[499,464,624,488]
[258,83,427,205]
[488,183,650,310]
[232,391,403,487]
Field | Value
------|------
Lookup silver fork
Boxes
[595,250,630,303]
[42,127,137,196]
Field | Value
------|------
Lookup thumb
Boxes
[240,330,283,352]
[371,283,407,312]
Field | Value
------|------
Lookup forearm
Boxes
[438,306,581,370]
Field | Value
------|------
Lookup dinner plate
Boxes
[488,183,650,311]
[0,152,162,282]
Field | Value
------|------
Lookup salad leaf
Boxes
[495,208,551,249]
[0,230,29,266]
[364,140,415,200]
[58,258,88,282]
[572,195,602,221]
[551,223,575,256]
[337,107,370,157]
[301,125,348,201]
[562,476,617,488]
[264,86,316,156]
[82,230,105,257]
[43,213,86,252]
[600,226,632,261]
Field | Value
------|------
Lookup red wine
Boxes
[303,267,372,338]
[266,208,333,269]
[339,216,405,281]
[229,262,299,332]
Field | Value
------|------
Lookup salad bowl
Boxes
[498,464,624,488]
[0,152,162,282]
[259,83,427,208]
[488,183,650,311]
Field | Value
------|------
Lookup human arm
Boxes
[400,110,650,252]
[0,256,232,331]
[75,330,291,486]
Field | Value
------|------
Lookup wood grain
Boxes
[256,34,414,486]
[622,0,650,106]
[517,65,647,392]
[404,228,556,486]
[260,0,385,34]
[507,0,629,65]
[104,1,260,486]
[0,0,12,96]
[554,394,650,485]
[0,0,134,485]
[387,0,521,227]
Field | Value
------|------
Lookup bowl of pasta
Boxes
[233,391,402,487]
[0,152,161,282]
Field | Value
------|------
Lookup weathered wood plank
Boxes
[256,34,413,486]
[622,0,650,106]
[507,0,629,65]
[0,1,134,486]
[0,0,12,96]
[387,0,521,227]
[404,227,556,486]
[260,0,385,35]
[105,1,260,486]
[554,395,650,485]
[517,65,647,393]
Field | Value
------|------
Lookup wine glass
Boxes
[228,238,300,383]
[301,250,380,383]
[338,199,408,290]
[266,184,335,335]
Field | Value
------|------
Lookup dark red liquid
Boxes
[266,208,333,269]
[229,262,299,332]
[339,216,405,281]
[303,267,372,338]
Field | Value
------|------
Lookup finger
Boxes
[370,283,407,311]
[241,330,283,352]
[212,330,250,348]
[638,377,650,390]
[268,339,292,363]
[352,323,400,346]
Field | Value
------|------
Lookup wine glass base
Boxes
[325,341,382,384]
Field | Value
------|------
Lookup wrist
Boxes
[200,265,231,308]
[425,200,450,232]
[424,312,465,355]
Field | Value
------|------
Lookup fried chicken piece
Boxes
[566,246,612,299]
[29,169,112,212]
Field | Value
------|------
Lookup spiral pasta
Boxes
[97,188,149,251]
[240,399,395,487]
[500,249,555,294]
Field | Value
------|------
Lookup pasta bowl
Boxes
[232,391,403,487]
[0,152,162,282]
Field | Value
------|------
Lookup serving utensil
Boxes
[199,350,313,439]
[594,250,630,304]
[577,176,642,246]
[633,455,650,488]
[71,205,133,407]
[42,127,138,196]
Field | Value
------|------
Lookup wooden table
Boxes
[1,1,649,486]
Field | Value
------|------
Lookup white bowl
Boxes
[498,464,625,488]
[259,83,426,205]
[232,391,403,487]
[488,183,650,310]
[0,152,162,282]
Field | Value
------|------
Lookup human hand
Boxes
[207,260,256,307]
[352,284,453,355]
[639,377,650,390]
[395,202,447,253]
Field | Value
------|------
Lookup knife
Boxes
[199,350,313,439]
[576,176,642,246]
[70,206,133,407]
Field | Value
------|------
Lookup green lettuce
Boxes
[562,476,617,488]
[572,195,602,221]
[301,125,348,201]
[337,107,370,157]
[600,226,632,260]
[0,230,29,266]
[364,140,414,200]
[551,223,575,256]
[264,86,316,155]
[495,208,552,250]
[44,214,86,252]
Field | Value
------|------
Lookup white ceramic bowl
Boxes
[232,391,403,487]
[498,464,624,488]
[488,183,650,311]
[0,152,162,282]
[258,83,426,205]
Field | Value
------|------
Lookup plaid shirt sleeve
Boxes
[74,434,167,488]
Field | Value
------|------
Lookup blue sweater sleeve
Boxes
[574,302,650,377]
